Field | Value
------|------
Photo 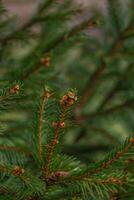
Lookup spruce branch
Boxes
[44,91,77,178]
[81,138,134,177]
[68,176,124,186]
[0,1,133,199]
[0,146,31,157]
[0,84,20,103]
[37,88,52,160]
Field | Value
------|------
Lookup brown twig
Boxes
[44,106,67,177]
[0,146,31,157]
[0,84,20,103]
[38,89,51,160]
[81,138,134,177]
[44,91,77,178]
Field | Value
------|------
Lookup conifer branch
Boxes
[38,88,51,160]
[44,106,67,177]
[68,176,124,186]
[0,1,133,199]
[0,146,31,157]
[81,138,134,177]
[44,91,77,178]
[0,84,20,103]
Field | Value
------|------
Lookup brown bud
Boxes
[45,91,51,98]
[12,166,25,176]
[67,99,75,106]
[59,122,65,128]
[110,178,122,185]
[62,95,68,100]
[60,91,77,107]
[52,122,65,128]
[9,84,20,94]
[54,139,59,144]
[129,138,134,143]
[67,91,76,99]
[54,171,69,177]
[41,57,51,67]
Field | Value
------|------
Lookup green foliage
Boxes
[0,0,134,199]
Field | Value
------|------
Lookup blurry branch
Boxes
[83,98,134,120]
[0,0,55,45]
[107,0,120,33]
[97,63,134,111]
[35,8,82,22]
[73,22,133,142]
[74,126,119,144]
[87,127,119,144]
[77,63,106,111]
[75,21,134,117]
[38,0,55,12]
[63,144,112,156]
[22,17,98,80]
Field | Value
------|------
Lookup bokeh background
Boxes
[1,0,134,164]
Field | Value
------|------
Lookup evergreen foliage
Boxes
[0,0,134,199]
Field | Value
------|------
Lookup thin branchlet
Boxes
[0,146,31,156]
[0,84,20,103]
[38,89,51,160]
[44,91,77,178]
[81,138,134,177]
[44,106,67,177]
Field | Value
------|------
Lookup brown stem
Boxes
[44,106,67,177]
[0,146,31,156]
[38,90,51,160]
[82,138,134,177]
